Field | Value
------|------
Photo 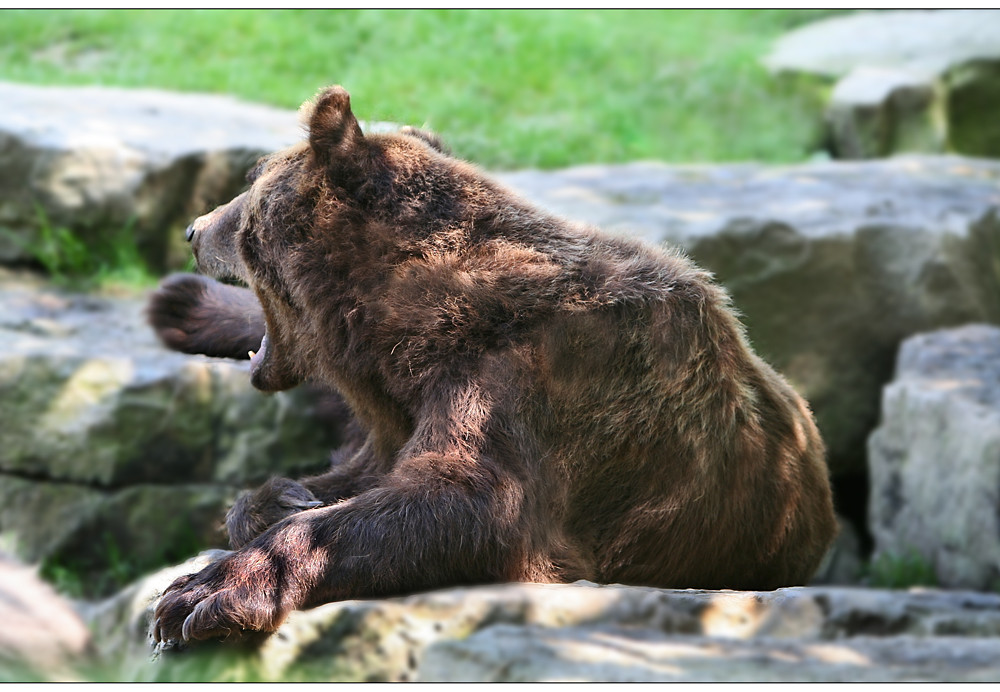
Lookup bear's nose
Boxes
[185,224,196,242]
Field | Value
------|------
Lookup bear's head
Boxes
[185,85,455,392]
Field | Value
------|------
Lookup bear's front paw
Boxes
[152,553,286,644]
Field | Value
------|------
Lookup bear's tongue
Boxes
[249,333,268,371]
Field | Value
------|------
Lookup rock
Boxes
[426,627,1000,682]
[421,627,1000,682]
[0,479,236,594]
[868,324,1000,591]
[0,268,349,487]
[826,67,944,159]
[764,10,1000,79]
[948,59,1000,157]
[0,82,397,271]
[0,551,93,681]
[497,156,1000,478]
[0,268,352,592]
[763,10,1000,158]
[85,566,1000,681]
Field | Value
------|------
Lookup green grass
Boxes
[866,549,938,589]
[0,9,843,169]
[0,206,159,290]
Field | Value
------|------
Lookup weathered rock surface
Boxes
[765,10,1000,81]
[0,82,396,271]
[826,67,945,159]
[764,10,1000,158]
[83,554,1000,682]
[0,552,93,681]
[0,268,350,591]
[869,324,1000,591]
[498,157,1000,477]
[423,627,1000,682]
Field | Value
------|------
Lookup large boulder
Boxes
[868,324,1000,591]
[84,554,1000,681]
[497,156,1000,479]
[0,82,395,272]
[0,268,351,594]
[763,10,1000,159]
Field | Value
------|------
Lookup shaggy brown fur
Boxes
[148,86,836,644]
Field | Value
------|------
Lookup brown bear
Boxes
[147,86,836,644]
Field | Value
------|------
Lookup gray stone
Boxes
[764,10,1000,80]
[497,157,1000,476]
[421,627,1000,682]
[0,268,346,489]
[764,11,1000,159]
[0,552,93,681]
[267,585,1000,682]
[0,478,236,595]
[84,566,1000,681]
[827,67,945,159]
[0,82,396,271]
[868,324,1000,591]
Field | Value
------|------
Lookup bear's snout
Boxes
[185,193,247,284]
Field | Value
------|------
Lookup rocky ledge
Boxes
[67,552,1000,682]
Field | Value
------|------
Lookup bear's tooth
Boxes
[249,350,256,359]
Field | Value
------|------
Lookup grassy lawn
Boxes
[0,9,842,169]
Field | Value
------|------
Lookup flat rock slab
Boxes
[499,157,1000,243]
[0,82,301,158]
[84,558,1000,682]
[498,157,1000,475]
[423,627,1000,682]
[764,10,1000,79]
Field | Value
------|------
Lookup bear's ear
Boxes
[304,86,365,168]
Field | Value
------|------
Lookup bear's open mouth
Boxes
[245,323,300,392]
